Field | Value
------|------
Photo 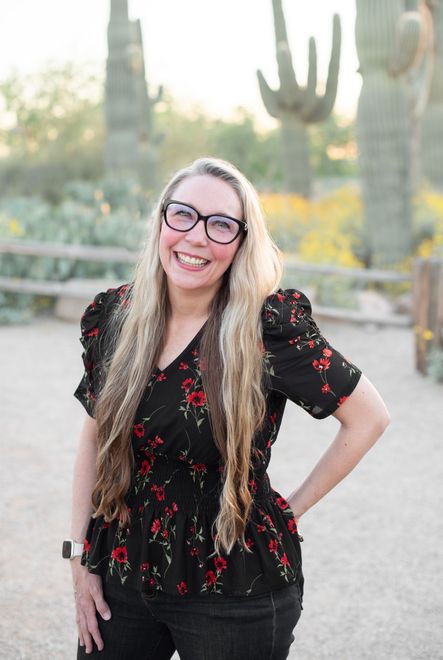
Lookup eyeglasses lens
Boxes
[165,203,239,243]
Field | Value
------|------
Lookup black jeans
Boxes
[77,580,302,660]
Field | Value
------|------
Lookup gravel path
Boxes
[1,314,442,659]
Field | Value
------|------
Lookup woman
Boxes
[67,157,390,659]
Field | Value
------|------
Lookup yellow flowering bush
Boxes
[260,186,443,311]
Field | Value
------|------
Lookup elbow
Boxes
[374,406,391,437]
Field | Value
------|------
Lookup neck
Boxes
[167,285,218,323]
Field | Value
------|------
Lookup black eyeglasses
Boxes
[162,200,248,245]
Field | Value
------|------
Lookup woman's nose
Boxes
[185,219,208,244]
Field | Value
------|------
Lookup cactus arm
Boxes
[298,37,319,120]
[389,12,423,75]
[410,1,435,118]
[256,69,281,118]
[272,0,301,104]
[152,84,163,105]
[306,13,341,123]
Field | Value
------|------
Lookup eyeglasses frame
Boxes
[162,199,248,245]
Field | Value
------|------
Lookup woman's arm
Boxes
[70,413,111,655]
[286,374,390,520]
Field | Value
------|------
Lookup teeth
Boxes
[176,252,209,266]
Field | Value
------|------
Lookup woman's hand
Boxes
[72,560,111,654]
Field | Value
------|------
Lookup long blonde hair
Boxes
[93,157,282,555]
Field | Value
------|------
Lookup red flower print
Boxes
[190,547,199,556]
[246,538,254,549]
[151,519,161,533]
[277,292,285,302]
[181,378,194,391]
[186,390,206,407]
[102,521,110,529]
[150,435,164,449]
[162,529,169,539]
[165,503,178,517]
[140,460,151,475]
[192,348,199,357]
[292,292,301,299]
[151,484,165,501]
[269,412,277,425]
[179,362,189,370]
[308,340,315,349]
[156,372,167,381]
[322,384,331,394]
[287,519,297,534]
[191,463,207,473]
[86,327,99,337]
[140,562,150,571]
[205,570,217,586]
[281,553,290,566]
[256,524,265,533]
[111,546,128,563]
[133,424,144,438]
[87,388,96,401]
[312,357,331,372]
[189,525,196,535]
[214,556,227,572]
[268,539,278,554]
[323,347,333,357]
[117,284,129,297]
[83,539,91,553]
[338,396,348,406]
[276,497,288,510]
[248,479,257,494]
[177,581,188,596]
[149,577,156,587]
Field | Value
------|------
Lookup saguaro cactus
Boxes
[422,1,443,189]
[356,0,433,268]
[257,0,341,197]
[105,0,162,189]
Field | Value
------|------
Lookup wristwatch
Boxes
[62,539,84,559]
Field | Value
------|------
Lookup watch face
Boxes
[62,540,72,559]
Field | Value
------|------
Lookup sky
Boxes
[0,0,361,127]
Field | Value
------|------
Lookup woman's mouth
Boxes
[174,251,210,269]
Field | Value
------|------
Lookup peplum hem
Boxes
[81,487,303,599]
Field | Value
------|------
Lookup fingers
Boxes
[89,577,112,622]
[76,592,105,654]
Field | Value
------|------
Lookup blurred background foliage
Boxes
[0,64,442,358]
[0,65,358,202]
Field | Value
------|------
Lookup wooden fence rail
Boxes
[0,238,415,328]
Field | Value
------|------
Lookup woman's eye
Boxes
[213,218,234,232]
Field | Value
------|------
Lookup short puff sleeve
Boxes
[73,286,121,418]
[262,289,362,419]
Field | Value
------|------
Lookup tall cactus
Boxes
[356,0,433,268]
[257,0,341,197]
[105,0,162,189]
[422,1,443,189]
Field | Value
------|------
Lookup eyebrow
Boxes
[168,199,243,220]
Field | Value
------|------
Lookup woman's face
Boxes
[159,174,243,300]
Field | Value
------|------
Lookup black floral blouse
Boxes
[74,284,362,600]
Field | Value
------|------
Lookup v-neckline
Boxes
[154,321,207,374]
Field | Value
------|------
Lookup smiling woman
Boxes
[68,157,389,659]
[158,175,244,301]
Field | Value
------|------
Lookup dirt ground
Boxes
[1,313,442,659]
